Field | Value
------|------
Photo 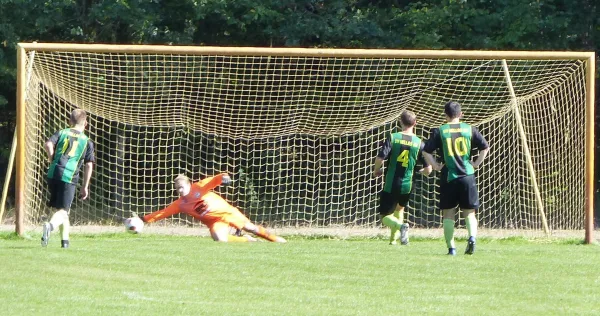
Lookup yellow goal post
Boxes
[13,43,595,242]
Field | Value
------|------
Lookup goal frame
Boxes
[14,43,595,243]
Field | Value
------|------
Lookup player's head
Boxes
[444,101,462,120]
[70,109,87,127]
[399,110,417,129]
[174,174,191,197]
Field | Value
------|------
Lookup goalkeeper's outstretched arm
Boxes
[195,173,232,191]
[141,199,182,223]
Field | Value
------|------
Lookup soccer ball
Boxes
[124,217,144,234]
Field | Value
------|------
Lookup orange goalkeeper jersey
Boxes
[142,174,236,224]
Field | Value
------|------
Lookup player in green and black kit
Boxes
[41,109,95,248]
[423,101,489,255]
[374,110,432,245]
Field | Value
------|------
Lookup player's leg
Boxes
[379,191,402,245]
[390,207,403,245]
[209,222,230,242]
[396,194,410,245]
[214,207,284,243]
[440,180,459,255]
[442,208,457,255]
[459,175,479,255]
[42,179,57,246]
[42,179,73,248]
[242,221,286,243]
[463,209,476,255]
[44,209,69,247]
[58,213,70,248]
[41,212,54,247]
[437,167,459,255]
[56,181,75,248]
[200,198,259,242]
[207,221,253,242]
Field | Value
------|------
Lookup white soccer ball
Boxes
[124,217,144,234]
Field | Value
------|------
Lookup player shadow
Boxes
[2,245,37,249]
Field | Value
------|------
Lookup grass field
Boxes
[1,232,599,316]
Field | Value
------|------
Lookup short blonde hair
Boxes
[70,109,87,126]
[174,174,190,184]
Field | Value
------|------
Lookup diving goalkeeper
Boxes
[135,173,286,243]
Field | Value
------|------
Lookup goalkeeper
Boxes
[134,173,286,243]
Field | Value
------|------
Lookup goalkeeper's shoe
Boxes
[400,223,410,245]
[465,236,476,255]
[41,222,52,247]
[61,240,70,249]
[447,248,457,256]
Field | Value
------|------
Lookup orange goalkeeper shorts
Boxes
[201,208,250,231]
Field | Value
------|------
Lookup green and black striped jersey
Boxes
[47,128,95,184]
[424,123,488,182]
[377,132,428,194]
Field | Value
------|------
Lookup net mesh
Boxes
[21,48,588,234]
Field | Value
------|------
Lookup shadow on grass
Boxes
[283,234,596,246]
[0,231,25,240]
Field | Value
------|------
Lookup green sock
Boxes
[465,213,478,238]
[394,210,404,224]
[389,210,404,243]
[443,219,455,248]
[389,227,399,244]
[383,215,402,243]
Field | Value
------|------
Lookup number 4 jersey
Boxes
[47,128,95,184]
[424,123,489,182]
[377,132,429,195]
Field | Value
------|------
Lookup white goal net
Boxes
[16,45,593,236]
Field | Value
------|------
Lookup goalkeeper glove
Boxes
[222,174,232,185]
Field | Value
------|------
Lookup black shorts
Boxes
[378,191,410,216]
[47,178,76,211]
[439,175,479,210]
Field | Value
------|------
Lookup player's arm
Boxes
[141,199,182,223]
[422,128,443,171]
[418,142,433,177]
[44,132,60,164]
[470,127,490,169]
[422,152,442,171]
[80,162,93,200]
[373,136,391,178]
[194,173,232,191]
[80,142,95,200]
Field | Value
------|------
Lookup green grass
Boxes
[1,233,599,315]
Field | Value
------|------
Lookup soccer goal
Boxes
[12,43,595,242]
